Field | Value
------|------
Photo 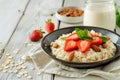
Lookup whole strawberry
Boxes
[29,29,44,42]
[45,19,55,33]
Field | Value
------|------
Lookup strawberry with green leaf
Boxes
[45,19,55,33]
[29,29,45,42]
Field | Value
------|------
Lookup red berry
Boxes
[45,19,55,33]
[66,33,79,41]
[29,30,43,42]
[77,40,91,53]
[92,36,102,45]
[64,40,78,52]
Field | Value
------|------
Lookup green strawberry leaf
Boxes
[46,19,52,23]
[83,29,88,36]
[75,28,93,40]
[83,36,93,40]
[100,36,108,42]
[75,28,83,38]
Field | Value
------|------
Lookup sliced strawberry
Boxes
[64,40,78,52]
[92,36,102,45]
[66,33,79,41]
[77,40,91,53]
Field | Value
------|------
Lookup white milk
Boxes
[83,2,116,31]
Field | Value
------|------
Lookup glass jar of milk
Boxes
[83,0,116,31]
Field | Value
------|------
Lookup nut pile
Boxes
[58,7,84,17]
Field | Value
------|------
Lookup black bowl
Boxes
[41,26,120,68]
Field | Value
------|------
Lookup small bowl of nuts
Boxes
[56,6,84,23]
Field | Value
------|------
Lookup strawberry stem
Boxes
[46,19,52,23]
[39,28,45,34]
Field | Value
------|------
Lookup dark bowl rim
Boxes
[41,26,120,65]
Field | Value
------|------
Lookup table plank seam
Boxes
[0,0,31,60]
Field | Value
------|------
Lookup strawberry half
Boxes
[66,33,79,41]
[77,40,91,53]
[92,36,102,45]
[64,40,78,52]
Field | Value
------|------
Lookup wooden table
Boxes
[0,0,119,80]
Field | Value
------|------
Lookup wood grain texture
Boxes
[0,0,63,80]
[0,0,29,50]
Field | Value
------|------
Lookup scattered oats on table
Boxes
[37,72,41,76]
[8,56,13,59]
[13,49,20,54]
[6,53,10,56]
[30,67,35,70]
[21,65,27,69]
[17,74,22,78]
[27,75,32,79]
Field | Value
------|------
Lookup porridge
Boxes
[51,28,116,62]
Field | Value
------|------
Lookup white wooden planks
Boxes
[0,0,29,50]
[0,0,63,80]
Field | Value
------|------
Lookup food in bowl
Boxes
[58,7,84,17]
[50,28,116,62]
[56,7,84,23]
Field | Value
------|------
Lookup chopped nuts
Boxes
[91,45,101,52]
[58,7,84,17]
[51,43,59,48]
[102,43,107,48]
[67,51,75,61]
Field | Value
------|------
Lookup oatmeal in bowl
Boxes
[41,26,120,68]
[50,28,116,63]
